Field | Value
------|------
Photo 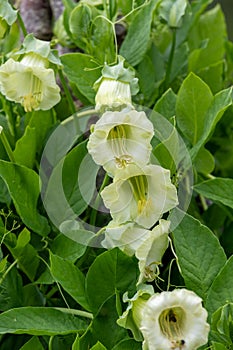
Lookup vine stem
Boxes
[90,172,110,227]
[0,127,15,163]
[17,11,28,38]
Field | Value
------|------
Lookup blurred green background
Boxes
[215,0,233,40]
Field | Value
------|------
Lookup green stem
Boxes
[0,259,18,285]
[164,28,177,90]
[17,12,28,37]
[0,127,15,162]
[77,109,97,118]
[58,69,76,114]
[90,172,110,226]
[48,336,54,350]
[54,307,93,319]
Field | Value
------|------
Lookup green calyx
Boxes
[94,56,139,96]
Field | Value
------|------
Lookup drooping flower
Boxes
[87,109,154,176]
[136,219,170,285]
[101,219,170,284]
[118,288,210,350]
[0,52,60,112]
[101,163,178,229]
[94,56,138,113]
[139,289,210,350]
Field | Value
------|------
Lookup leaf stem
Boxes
[0,127,15,163]
[17,12,28,38]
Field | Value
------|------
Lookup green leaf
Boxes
[44,140,98,228]
[69,3,93,52]
[194,178,233,209]
[0,307,86,335]
[194,147,215,175]
[19,336,44,350]
[188,5,226,71]
[112,339,142,350]
[92,296,128,349]
[13,126,37,168]
[61,53,101,104]
[210,303,233,346]
[26,109,56,154]
[154,88,177,120]
[206,256,233,316]
[171,209,226,301]
[6,228,39,281]
[0,265,24,311]
[0,161,50,235]
[176,72,213,145]
[120,0,159,66]
[90,341,107,350]
[211,342,227,350]
[86,249,138,314]
[50,252,90,311]
[190,87,232,162]
[50,233,86,262]
[91,16,116,64]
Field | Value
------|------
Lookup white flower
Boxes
[101,220,149,257]
[94,56,138,113]
[101,219,170,284]
[95,78,133,113]
[140,289,210,350]
[0,53,60,112]
[136,220,170,285]
[87,110,154,176]
[101,164,178,229]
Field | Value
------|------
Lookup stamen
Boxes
[159,307,186,348]
[128,175,148,214]
[108,125,132,167]
[21,74,42,112]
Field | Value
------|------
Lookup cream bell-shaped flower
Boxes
[101,219,170,285]
[0,53,60,112]
[136,219,170,285]
[94,56,138,113]
[101,220,149,257]
[87,109,154,176]
[140,289,210,350]
[101,164,178,229]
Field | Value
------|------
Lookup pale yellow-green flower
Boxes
[101,219,170,284]
[101,164,178,229]
[136,220,170,285]
[139,289,210,350]
[87,110,154,176]
[94,56,138,113]
[0,53,60,112]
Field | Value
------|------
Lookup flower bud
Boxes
[94,56,139,113]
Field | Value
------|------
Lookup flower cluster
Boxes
[87,58,178,283]
[87,58,209,349]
